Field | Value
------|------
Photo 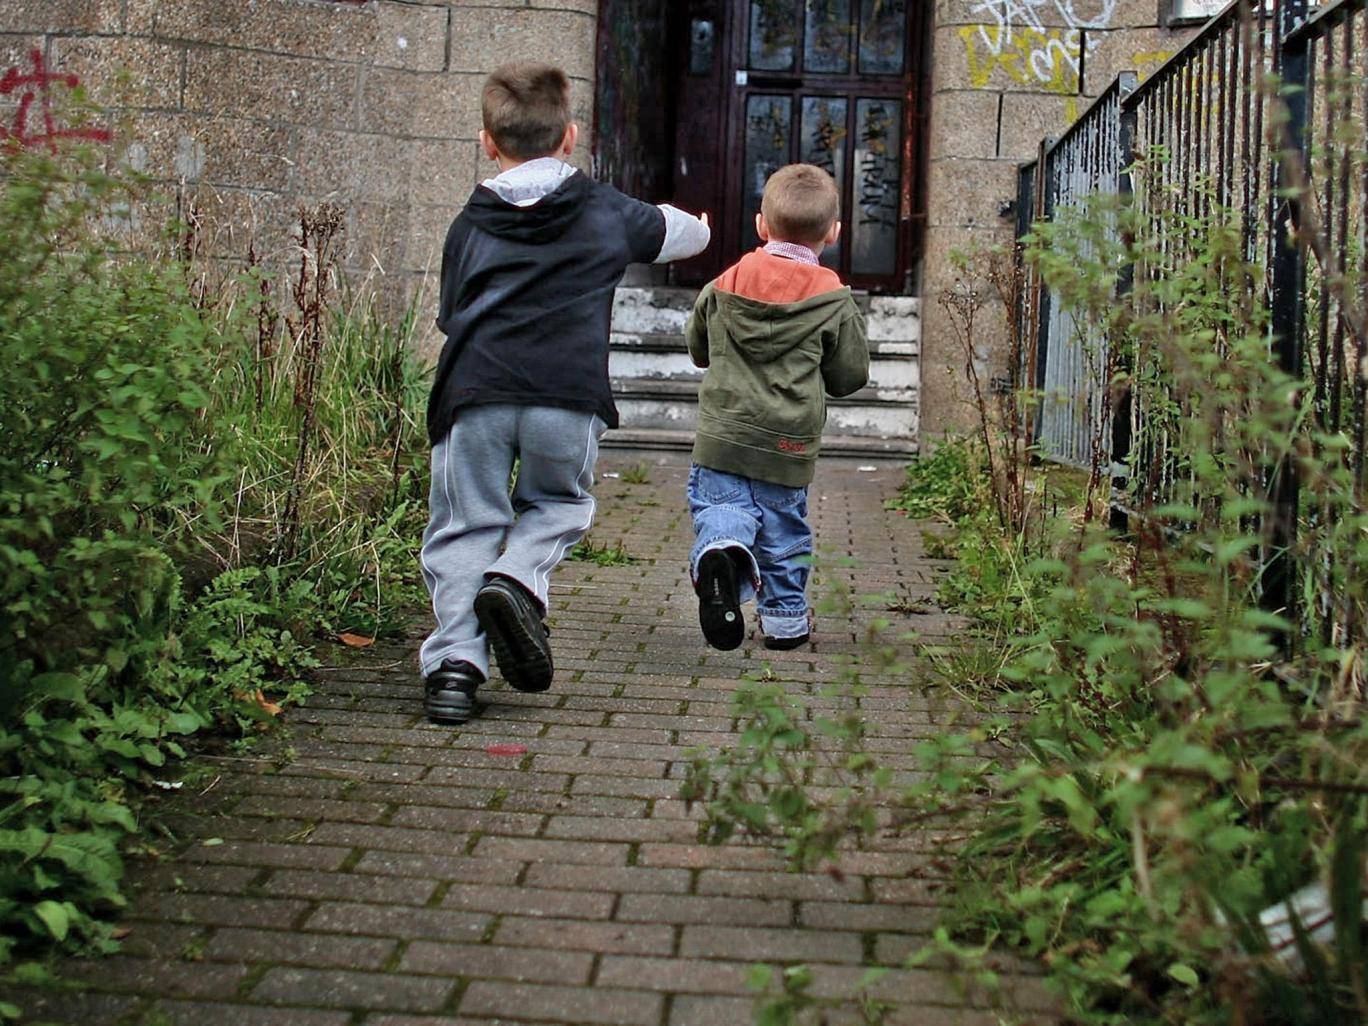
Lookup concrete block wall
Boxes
[0,0,597,334]
[918,0,1204,440]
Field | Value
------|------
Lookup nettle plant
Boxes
[685,181,1368,1025]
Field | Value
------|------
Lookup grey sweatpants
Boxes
[419,403,605,677]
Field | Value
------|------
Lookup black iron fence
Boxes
[1014,0,1367,636]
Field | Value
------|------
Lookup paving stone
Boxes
[202,927,398,969]
[261,868,439,905]
[63,956,250,998]
[389,805,544,835]
[440,882,614,919]
[352,851,522,883]
[617,893,792,927]
[146,1002,352,1026]
[459,980,663,1026]
[668,994,756,1026]
[472,836,631,865]
[399,942,593,984]
[522,863,692,895]
[494,916,676,955]
[308,821,468,855]
[183,840,353,871]
[597,955,753,994]
[234,794,390,823]
[304,902,490,942]
[130,862,262,896]
[680,925,864,964]
[134,892,310,930]
[251,966,454,1012]
[696,868,864,901]
[0,989,139,1023]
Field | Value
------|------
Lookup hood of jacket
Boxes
[463,168,592,244]
[713,249,853,364]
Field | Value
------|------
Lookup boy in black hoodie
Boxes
[420,62,710,724]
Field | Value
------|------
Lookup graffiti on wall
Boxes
[958,0,1119,93]
[0,49,109,151]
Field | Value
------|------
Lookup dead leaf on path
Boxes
[111,926,132,940]
[339,632,375,648]
[235,689,283,716]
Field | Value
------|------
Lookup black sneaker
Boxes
[696,548,745,651]
[763,633,810,651]
[424,660,483,724]
[474,576,554,693]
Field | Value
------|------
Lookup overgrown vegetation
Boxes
[567,537,638,566]
[686,172,1368,1022]
[0,142,427,965]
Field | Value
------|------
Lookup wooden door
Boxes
[673,0,922,291]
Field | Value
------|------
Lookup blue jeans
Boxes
[687,465,812,640]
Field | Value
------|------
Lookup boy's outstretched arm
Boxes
[821,307,870,398]
[654,207,711,263]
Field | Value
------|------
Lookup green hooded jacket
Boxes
[684,250,869,488]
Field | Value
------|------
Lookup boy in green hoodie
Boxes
[684,164,869,651]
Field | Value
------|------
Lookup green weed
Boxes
[567,538,637,566]
[619,462,652,485]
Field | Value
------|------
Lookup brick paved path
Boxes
[11,453,1054,1026]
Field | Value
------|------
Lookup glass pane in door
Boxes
[858,0,907,74]
[804,0,852,74]
[749,0,801,70]
[742,94,793,252]
[800,96,848,269]
[851,97,901,276]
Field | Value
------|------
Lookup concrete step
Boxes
[611,379,918,439]
[608,334,920,389]
[609,332,919,357]
[612,287,922,344]
[610,377,917,406]
[601,427,918,458]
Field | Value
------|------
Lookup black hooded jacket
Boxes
[426,171,666,445]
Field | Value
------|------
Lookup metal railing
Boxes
[1013,0,1367,634]
[1018,74,1138,469]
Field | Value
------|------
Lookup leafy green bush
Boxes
[887,436,984,521]
[0,142,428,965]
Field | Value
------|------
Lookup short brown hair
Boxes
[482,62,572,160]
[761,164,840,245]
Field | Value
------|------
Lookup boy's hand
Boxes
[700,212,710,229]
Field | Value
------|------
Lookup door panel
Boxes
[741,94,794,258]
[805,0,853,73]
[748,0,801,70]
[851,96,901,276]
[858,0,907,74]
[798,96,848,270]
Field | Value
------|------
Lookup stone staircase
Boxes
[604,286,920,458]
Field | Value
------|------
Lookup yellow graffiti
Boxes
[1132,50,1175,81]
[958,24,1081,95]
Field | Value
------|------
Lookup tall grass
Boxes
[0,138,430,967]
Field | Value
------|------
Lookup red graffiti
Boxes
[0,49,110,151]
